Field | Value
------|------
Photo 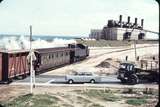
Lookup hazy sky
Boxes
[0,0,159,36]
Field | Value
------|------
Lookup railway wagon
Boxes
[0,53,2,81]
[34,43,89,72]
[0,43,89,83]
[0,50,29,83]
[34,47,72,72]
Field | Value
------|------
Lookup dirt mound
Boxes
[96,61,110,68]
[96,58,119,69]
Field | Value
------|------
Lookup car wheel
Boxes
[90,79,95,84]
[68,79,73,84]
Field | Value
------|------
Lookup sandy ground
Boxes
[0,85,158,107]
[0,43,159,107]
[43,44,159,75]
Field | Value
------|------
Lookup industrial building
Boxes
[89,29,102,40]
[89,15,146,40]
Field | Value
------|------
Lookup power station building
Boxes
[89,29,102,40]
[89,15,146,40]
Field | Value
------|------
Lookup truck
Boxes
[117,59,159,85]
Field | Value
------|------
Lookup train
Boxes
[0,43,89,83]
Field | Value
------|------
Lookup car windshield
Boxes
[78,72,85,75]
[120,63,134,71]
[85,72,92,76]
[70,71,78,75]
[74,72,93,76]
[120,64,126,69]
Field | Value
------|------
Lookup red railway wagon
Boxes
[0,53,2,81]
[0,50,29,82]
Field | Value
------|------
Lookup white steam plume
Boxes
[0,35,76,50]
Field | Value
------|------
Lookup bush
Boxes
[3,94,59,107]
[83,90,120,102]
[126,98,147,106]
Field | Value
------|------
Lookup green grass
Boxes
[81,90,120,102]
[0,89,157,107]
[1,94,60,107]
[126,98,147,106]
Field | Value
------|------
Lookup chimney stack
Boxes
[127,16,130,23]
[141,19,144,28]
[135,18,137,25]
[119,15,122,23]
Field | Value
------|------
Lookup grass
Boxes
[76,96,91,104]
[122,88,134,94]
[0,89,157,107]
[1,94,60,107]
[81,89,121,102]
[76,40,132,47]
[126,98,147,106]
[76,39,158,47]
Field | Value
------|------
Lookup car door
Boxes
[74,72,83,82]
[79,73,86,83]
[83,72,92,82]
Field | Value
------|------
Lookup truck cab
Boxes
[117,62,139,85]
[117,60,159,85]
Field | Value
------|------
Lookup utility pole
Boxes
[134,39,137,61]
[74,41,76,61]
[0,0,3,3]
[30,25,33,94]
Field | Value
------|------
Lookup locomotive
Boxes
[0,43,89,83]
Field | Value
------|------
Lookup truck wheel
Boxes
[120,79,126,83]
[68,79,73,84]
[129,74,139,85]
[90,79,95,83]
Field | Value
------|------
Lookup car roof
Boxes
[75,71,92,74]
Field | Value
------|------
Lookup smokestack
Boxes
[119,15,122,23]
[135,18,137,25]
[127,16,130,23]
[141,19,144,28]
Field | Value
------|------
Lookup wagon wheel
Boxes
[120,79,127,83]
[129,74,139,85]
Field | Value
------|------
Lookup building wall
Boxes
[89,29,102,40]
[103,27,146,40]
[116,28,125,40]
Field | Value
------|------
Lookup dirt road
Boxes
[43,44,158,75]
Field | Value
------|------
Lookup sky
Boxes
[0,0,159,37]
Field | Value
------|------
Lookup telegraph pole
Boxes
[30,25,33,94]
[134,39,137,61]
[0,0,3,3]
[74,41,76,61]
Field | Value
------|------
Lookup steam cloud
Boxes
[0,36,76,50]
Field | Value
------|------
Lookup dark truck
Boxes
[117,60,159,85]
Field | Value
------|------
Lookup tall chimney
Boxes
[119,15,122,23]
[127,16,130,23]
[135,18,137,25]
[141,19,144,28]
